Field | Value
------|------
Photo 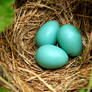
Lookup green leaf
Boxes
[0,0,15,7]
[0,0,15,33]
[0,88,11,92]
[79,89,87,92]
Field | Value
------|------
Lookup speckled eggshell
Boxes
[57,24,82,56]
[36,20,60,47]
[35,45,69,69]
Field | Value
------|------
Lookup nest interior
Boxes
[0,0,92,92]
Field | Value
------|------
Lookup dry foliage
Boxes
[0,0,92,92]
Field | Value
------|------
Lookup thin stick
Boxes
[0,63,11,82]
[19,67,56,92]
[62,75,80,92]
[0,77,19,92]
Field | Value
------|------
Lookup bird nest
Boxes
[0,0,92,92]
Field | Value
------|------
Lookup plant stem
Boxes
[87,69,92,92]
[0,76,19,92]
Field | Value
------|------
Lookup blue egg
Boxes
[57,24,82,56]
[35,45,69,69]
[36,20,60,47]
